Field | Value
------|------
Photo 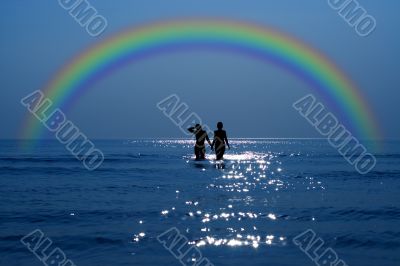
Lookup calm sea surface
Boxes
[0,139,399,266]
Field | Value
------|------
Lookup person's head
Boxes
[195,124,202,131]
[217,122,223,130]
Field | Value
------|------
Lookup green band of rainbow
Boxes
[21,18,382,145]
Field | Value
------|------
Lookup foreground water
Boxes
[0,139,399,266]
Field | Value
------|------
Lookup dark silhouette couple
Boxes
[188,122,230,160]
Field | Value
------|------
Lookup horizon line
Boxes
[3,137,396,141]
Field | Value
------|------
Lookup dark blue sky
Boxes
[1,0,399,139]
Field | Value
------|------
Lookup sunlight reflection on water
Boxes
[132,140,325,250]
[183,151,287,248]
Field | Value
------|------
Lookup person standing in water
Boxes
[188,124,212,160]
[211,122,230,160]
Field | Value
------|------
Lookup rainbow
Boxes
[21,18,382,145]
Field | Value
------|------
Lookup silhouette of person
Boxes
[211,122,230,160]
[188,124,212,160]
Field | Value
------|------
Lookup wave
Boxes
[331,207,400,221]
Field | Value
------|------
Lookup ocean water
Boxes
[0,139,399,266]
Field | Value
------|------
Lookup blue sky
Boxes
[0,0,399,139]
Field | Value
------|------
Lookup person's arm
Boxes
[188,127,195,133]
[211,132,216,150]
[206,133,212,146]
[224,131,230,149]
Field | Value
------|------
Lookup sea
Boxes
[0,139,399,266]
